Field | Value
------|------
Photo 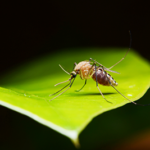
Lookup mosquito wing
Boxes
[104,68,120,74]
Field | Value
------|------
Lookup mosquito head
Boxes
[70,71,77,78]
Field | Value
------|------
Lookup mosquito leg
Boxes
[105,71,148,106]
[97,85,112,104]
[75,79,87,92]
[105,73,139,105]
[94,64,112,104]
[90,58,112,72]
[108,49,130,70]
[49,77,76,101]
[87,61,97,78]
[89,58,104,68]
[108,80,137,105]
[90,58,120,74]
[73,62,77,70]
[49,79,71,96]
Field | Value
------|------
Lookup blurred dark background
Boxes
[0,0,150,150]
[1,1,150,73]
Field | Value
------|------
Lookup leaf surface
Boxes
[0,48,149,145]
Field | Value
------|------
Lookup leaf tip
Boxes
[71,137,80,148]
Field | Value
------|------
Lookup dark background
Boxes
[1,1,150,73]
[0,1,150,150]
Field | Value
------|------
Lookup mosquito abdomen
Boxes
[92,68,118,86]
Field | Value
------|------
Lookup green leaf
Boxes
[0,48,149,146]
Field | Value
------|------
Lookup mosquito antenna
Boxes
[108,31,132,70]
[55,79,70,86]
[50,77,76,101]
[59,64,70,75]
[50,86,71,101]
[49,79,71,96]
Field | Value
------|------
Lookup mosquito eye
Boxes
[73,74,76,77]
[71,73,76,77]
[77,70,80,74]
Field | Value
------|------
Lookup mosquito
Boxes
[49,32,145,105]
